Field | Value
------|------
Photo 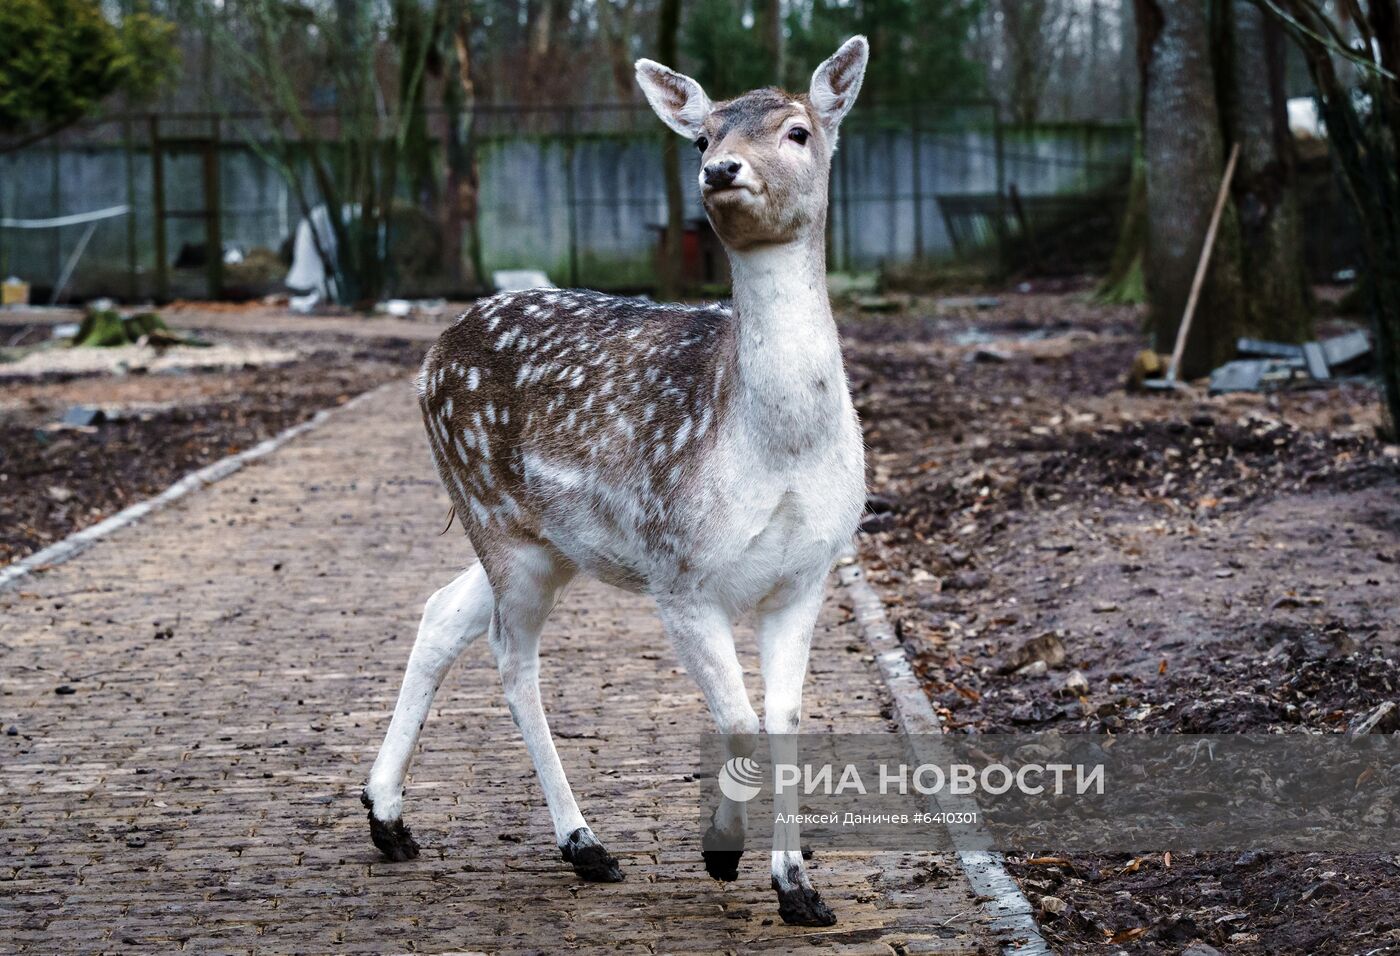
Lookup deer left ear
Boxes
[809,36,869,135]
[635,59,713,140]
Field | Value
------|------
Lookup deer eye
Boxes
[695,136,709,153]
[788,127,810,145]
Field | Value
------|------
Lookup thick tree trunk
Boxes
[1218,0,1312,342]
[656,0,684,300]
[1138,0,1245,378]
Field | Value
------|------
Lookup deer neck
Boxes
[725,232,847,457]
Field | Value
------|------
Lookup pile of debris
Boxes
[1210,331,1373,393]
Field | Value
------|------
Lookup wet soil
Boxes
[839,290,1400,955]
[0,325,424,565]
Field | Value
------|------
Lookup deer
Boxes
[361,36,870,927]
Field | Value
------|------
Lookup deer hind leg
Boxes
[757,580,835,927]
[658,599,761,883]
[364,562,494,860]
[486,540,624,882]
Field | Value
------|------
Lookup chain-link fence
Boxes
[0,103,1135,303]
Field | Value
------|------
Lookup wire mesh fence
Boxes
[0,103,1135,303]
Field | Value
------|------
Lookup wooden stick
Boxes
[1165,142,1241,383]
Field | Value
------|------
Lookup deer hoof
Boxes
[561,827,624,882]
[773,881,837,927]
[702,849,742,881]
[362,790,420,861]
[702,823,743,881]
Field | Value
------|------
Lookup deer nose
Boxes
[703,160,743,188]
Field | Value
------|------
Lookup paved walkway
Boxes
[0,382,993,954]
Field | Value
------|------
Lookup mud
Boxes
[839,290,1400,955]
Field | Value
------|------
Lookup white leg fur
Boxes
[756,581,833,923]
[486,541,593,848]
[660,599,762,866]
[366,563,494,823]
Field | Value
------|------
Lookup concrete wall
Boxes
[0,123,1132,299]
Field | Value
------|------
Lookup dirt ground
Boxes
[839,289,1400,955]
[0,321,425,564]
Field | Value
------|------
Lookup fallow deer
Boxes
[363,36,870,926]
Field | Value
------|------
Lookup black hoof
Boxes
[773,880,837,927]
[703,849,743,882]
[702,823,743,881]
[561,827,624,882]
[362,789,420,861]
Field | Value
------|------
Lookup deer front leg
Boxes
[364,563,494,860]
[486,541,623,882]
[757,580,835,927]
[658,599,761,882]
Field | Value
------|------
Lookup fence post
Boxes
[993,101,1008,271]
[563,110,580,288]
[205,116,223,299]
[123,117,139,302]
[149,115,169,302]
[50,139,62,288]
[911,104,924,263]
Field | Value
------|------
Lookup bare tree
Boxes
[1254,0,1400,434]
[443,0,485,290]
[1137,0,1246,377]
[1218,0,1311,341]
[596,0,641,101]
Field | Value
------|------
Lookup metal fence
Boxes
[0,103,1135,302]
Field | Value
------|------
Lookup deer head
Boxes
[636,36,869,250]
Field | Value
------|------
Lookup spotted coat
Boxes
[419,288,746,588]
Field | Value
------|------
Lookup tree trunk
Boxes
[656,0,684,300]
[1138,0,1244,378]
[1218,0,1312,342]
[596,0,639,102]
[443,0,484,292]
[756,0,784,86]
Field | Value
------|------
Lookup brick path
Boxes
[1,382,993,954]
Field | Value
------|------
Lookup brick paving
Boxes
[0,382,994,954]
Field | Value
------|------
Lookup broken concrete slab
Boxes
[1210,359,1269,393]
[1237,337,1304,359]
[61,405,106,427]
[1302,341,1331,381]
[1321,330,1371,369]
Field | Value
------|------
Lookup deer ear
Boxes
[808,36,868,134]
[635,59,712,139]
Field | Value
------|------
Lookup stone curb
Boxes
[837,554,1052,955]
[0,381,399,592]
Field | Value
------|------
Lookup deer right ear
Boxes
[635,60,712,140]
[809,36,869,134]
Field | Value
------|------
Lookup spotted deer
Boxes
[362,37,870,926]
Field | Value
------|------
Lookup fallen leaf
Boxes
[1109,927,1148,944]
